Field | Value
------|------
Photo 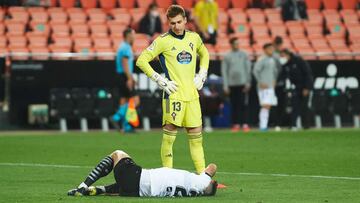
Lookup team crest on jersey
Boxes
[189,42,194,51]
[176,50,192,64]
[147,42,155,51]
[171,112,177,121]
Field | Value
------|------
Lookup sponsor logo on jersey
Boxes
[171,46,176,51]
[176,50,192,64]
[147,42,155,51]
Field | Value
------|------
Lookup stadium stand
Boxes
[0,0,359,60]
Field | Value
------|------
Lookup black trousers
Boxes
[291,89,310,128]
[274,86,287,126]
[229,85,249,125]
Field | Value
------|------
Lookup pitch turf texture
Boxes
[0,129,360,203]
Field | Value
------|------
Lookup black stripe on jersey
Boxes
[159,53,171,99]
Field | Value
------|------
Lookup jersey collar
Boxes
[169,29,186,40]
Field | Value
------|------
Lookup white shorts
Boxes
[257,88,278,106]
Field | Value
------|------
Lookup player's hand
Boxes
[243,84,251,93]
[303,89,309,96]
[194,68,208,90]
[151,72,178,95]
[126,77,134,91]
[259,83,268,89]
[223,87,230,96]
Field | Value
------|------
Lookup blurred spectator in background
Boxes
[281,0,308,21]
[221,37,252,132]
[273,36,286,131]
[253,43,278,131]
[138,3,163,37]
[193,0,219,45]
[110,28,139,133]
[0,0,21,6]
[279,49,313,130]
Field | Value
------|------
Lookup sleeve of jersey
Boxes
[196,36,210,70]
[136,38,163,77]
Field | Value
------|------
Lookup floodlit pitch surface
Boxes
[0,129,359,203]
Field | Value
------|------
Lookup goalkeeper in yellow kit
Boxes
[136,5,209,174]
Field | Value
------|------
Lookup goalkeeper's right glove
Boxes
[151,72,178,95]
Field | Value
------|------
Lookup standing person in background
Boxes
[280,49,313,130]
[281,0,308,21]
[221,37,252,132]
[138,3,163,37]
[136,5,209,174]
[193,0,219,45]
[110,28,139,133]
[253,43,278,131]
[273,36,286,131]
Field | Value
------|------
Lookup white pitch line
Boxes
[1,162,360,181]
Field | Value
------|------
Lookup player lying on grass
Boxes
[67,150,218,197]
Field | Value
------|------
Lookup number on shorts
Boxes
[172,102,181,111]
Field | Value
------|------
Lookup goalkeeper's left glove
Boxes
[194,68,208,90]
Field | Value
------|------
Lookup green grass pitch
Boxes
[0,129,360,203]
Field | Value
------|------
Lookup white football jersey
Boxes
[139,167,211,197]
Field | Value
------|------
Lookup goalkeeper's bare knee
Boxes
[110,150,130,166]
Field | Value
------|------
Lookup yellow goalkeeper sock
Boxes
[188,132,205,174]
[161,129,177,168]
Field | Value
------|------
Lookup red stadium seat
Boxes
[323,10,341,24]
[340,0,357,9]
[88,11,107,24]
[269,24,287,37]
[68,10,87,24]
[218,11,229,25]
[155,0,173,8]
[27,35,47,48]
[70,23,89,37]
[217,0,230,9]
[108,21,128,37]
[96,47,115,60]
[50,46,71,60]
[323,0,339,9]
[248,12,266,25]
[73,47,95,60]
[100,0,117,10]
[297,47,317,60]
[231,0,249,8]
[251,24,270,38]
[304,23,323,38]
[231,23,250,37]
[176,0,194,9]
[90,24,109,37]
[112,36,123,49]
[286,21,305,37]
[327,23,346,37]
[111,10,131,25]
[118,0,136,8]
[8,10,29,23]
[74,37,92,49]
[0,9,4,21]
[327,36,347,49]
[228,10,247,24]
[30,47,50,60]
[49,9,68,24]
[51,23,70,37]
[0,23,5,36]
[80,0,97,9]
[51,36,72,48]
[342,12,359,26]
[307,9,323,25]
[8,36,27,48]
[5,21,26,36]
[137,0,153,8]
[304,0,322,9]
[29,10,48,23]
[93,37,112,49]
[59,0,76,8]
[315,47,335,60]
[29,22,50,36]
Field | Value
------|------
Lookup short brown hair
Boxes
[229,37,238,45]
[166,5,186,19]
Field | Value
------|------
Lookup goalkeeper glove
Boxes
[151,72,178,95]
[194,68,208,90]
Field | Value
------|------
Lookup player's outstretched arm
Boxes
[194,40,210,90]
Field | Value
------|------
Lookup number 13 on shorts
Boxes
[162,98,202,128]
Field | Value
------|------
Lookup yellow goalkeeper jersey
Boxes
[136,30,209,101]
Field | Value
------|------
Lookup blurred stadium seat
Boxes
[118,0,136,8]
[59,0,76,8]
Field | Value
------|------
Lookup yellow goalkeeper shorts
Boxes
[162,98,202,128]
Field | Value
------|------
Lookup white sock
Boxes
[259,108,269,129]
[78,182,88,189]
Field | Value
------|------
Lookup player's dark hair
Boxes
[204,180,218,196]
[263,43,273,50]
[273,36,283,45]
[166,5,186,19]
[229,37,238,45]
[123,28,133,38]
